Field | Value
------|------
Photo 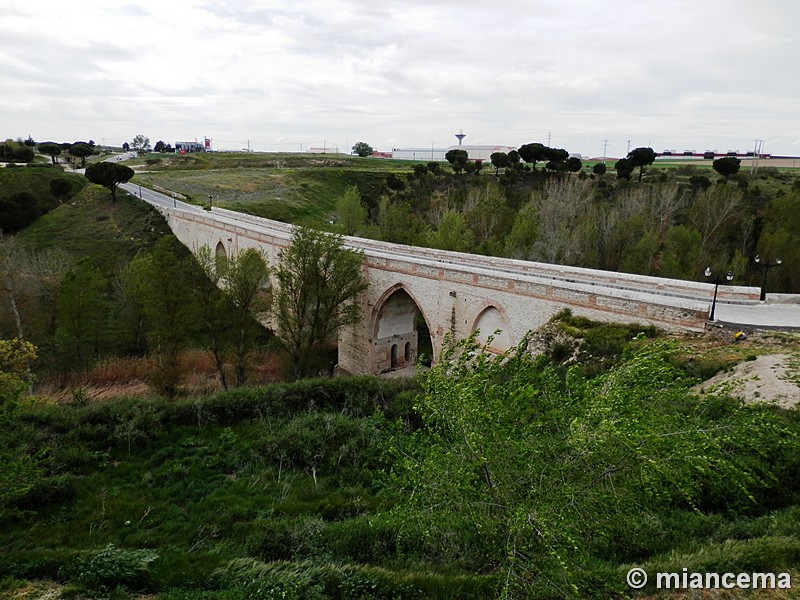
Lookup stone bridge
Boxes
[135,191,764,375]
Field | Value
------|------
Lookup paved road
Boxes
[119,175,800,333]
[120,181,201,213]
[713,303,800,331]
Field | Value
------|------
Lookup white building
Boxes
[392,145,517,162]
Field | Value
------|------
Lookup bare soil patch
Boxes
[695,353,800,408]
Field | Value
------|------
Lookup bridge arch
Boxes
[471,303,512,353]
[215,240,227,259]
[371,284,434,372]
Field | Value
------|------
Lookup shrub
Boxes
[59,543,159,591]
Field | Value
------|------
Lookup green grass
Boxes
[0,164,84,197]
[130,152,415,225]
[0,377,500,598]
[13,183,172,275]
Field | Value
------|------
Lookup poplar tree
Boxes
[274,227,366,380]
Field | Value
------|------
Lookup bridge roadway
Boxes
[121,182,800,331]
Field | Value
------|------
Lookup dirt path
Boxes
[695,353,800,408]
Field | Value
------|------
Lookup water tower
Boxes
[455,129,466,146]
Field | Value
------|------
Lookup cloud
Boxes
[2,0,798,156]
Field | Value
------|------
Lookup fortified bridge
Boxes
[123,183,798,375]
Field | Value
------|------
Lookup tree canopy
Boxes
[401,334,789,598]
[335,186,367,236]
[131,134,152,155]
[274,227,367,380]
[84,162,135,201]
[626,146,657,181]
[37,143,62,165]
[351,141,374,157]
[68,143,95,167]
[614,156,635,180]
[489,151,509,176]
[713,156,741,179]
[444,149,469,175]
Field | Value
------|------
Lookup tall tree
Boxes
[37,143,62,165]
[192,246,234,390]
[68,143,94,167]
[614,157,635,180]
[219,248,271,386]
[335,186,368,236]
[427,210,472,253]
[445,149,469,175]
[0,338,41,521]
[626,146,657,182]
[351,141,374,157]
[55,263,108,368]
[124,237,200,397]
[131,134,151,156]
[712,156,741,180]
[517,142,548,170]
[274,227,367,380]
[490,151,509,176]
[84,162,134,202]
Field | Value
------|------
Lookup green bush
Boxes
[244,517,325,562]
[59,543,159,591]
[211,558,492,600]
[0,549,78,581]
[15,474,77,510]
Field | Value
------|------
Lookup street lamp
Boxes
[754,255,782,302]
[704,267,733,321]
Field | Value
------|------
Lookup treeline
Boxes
[339,155,800,293]
[1,189,366,390]
[1,137,102,167]
[1,235,270,396]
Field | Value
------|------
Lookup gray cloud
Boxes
[2,0,798,156]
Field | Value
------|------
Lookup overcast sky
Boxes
[3,1,799,158]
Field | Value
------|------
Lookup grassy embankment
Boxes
[2,327,800,599]
[130,153,413,225]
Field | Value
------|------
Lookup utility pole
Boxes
[752,139,763,175]
[602,139,610,161]
[547,131,552,146]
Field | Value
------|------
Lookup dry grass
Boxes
[36,350,283,402]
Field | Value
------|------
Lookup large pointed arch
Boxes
[371,283,434,372]
[471,304,512,353]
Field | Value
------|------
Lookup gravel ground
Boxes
[696,353,800,408]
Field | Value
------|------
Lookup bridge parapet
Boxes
[155,203,721,375]
[204,207,758,306]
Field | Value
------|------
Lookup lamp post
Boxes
[754,255,782,302]
[704,267,733,321]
